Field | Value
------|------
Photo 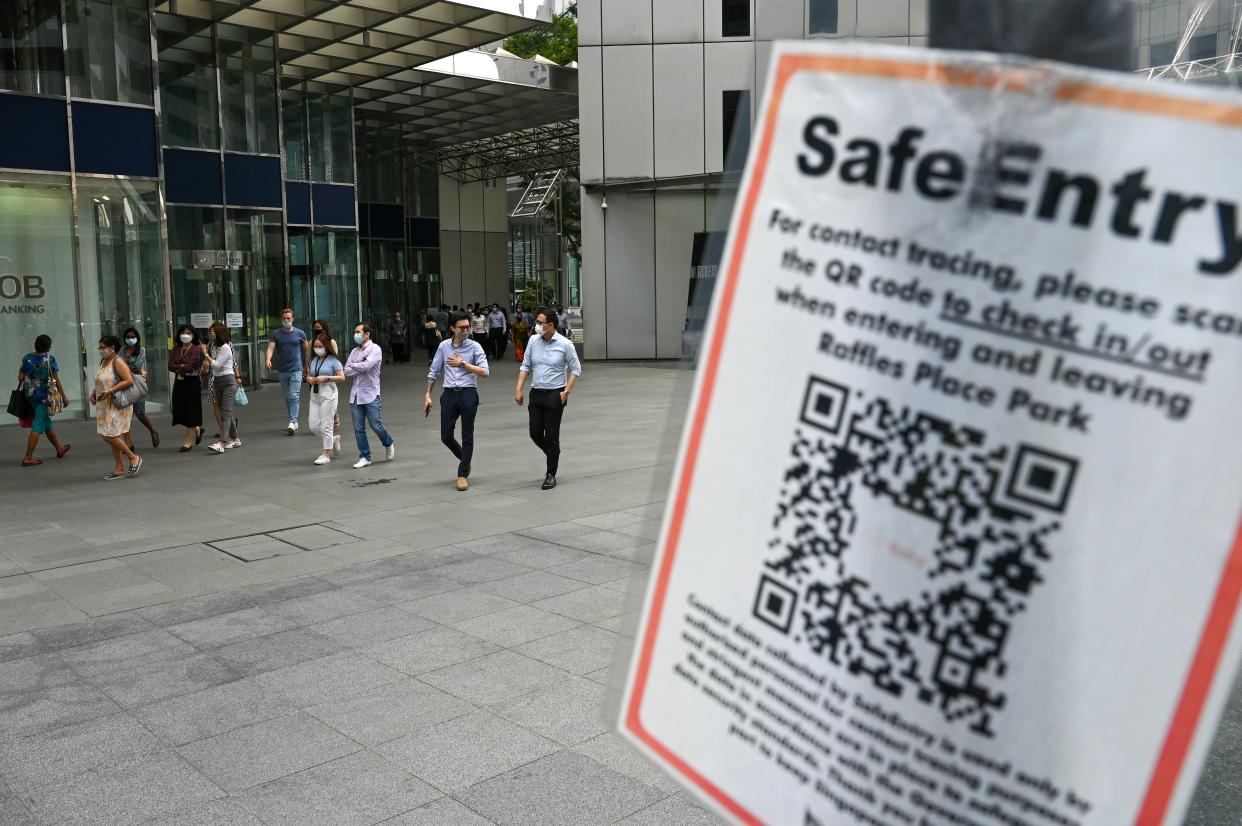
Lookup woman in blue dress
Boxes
[120,327,160,449]
[17,334,70,466]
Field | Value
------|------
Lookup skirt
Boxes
[171,375,203,428]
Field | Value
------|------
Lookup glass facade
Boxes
[158,26,218,150]
[218,27,278,155]
[67,0,153,104]
[0,0,64,95]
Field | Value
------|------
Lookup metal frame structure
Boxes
[1140,52,1242,81]
[437,120,579,182]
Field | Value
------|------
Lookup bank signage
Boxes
[0,260,47,314]
[621,43,1242,826]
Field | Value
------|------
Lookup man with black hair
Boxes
[344,322,395,469]
[425,311,490,491]
[515,307,582,490]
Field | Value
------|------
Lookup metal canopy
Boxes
[155,0,578,147]
[437,120,578,182]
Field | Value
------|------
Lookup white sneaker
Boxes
[353,457,371,469]
[226,439,242,449]
[288,421,298,434]
[314,455,331,465]
[386,442,396,461]
[332,435,340,457]
[208,442,224,454]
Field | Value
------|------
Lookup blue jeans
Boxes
[440,387,479,478]
[278,371,302,421]
[351,397,393,460]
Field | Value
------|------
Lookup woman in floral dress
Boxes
[92,335,143,480]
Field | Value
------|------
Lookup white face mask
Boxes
[124,337,138,346]
[179,334,193,344]
[534,323,546,336]
[313,346,326,357]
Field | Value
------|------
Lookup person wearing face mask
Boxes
[312,320,341,432]
[343,323,394,469]
[387,310,409,364]
[487,304,508,361]
[18,334,70,466]
[120,327,160,450]
[306,333,346,465]
[167,325,204,451]
[424,311,490,491]
[202,324,241,454]
[515,308,582,490]
[266,308,309,435]
[92,335,142,480]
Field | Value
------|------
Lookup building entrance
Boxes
[171,252,259,388]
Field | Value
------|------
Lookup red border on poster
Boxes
[621,51,1242,826]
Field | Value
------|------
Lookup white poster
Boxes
[620,43,1242,826]
[226,313,244,329]
[190,313,212,329]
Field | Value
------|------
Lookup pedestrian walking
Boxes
[511,312,530,361]
[343,323,395,469]
[515,308,581,490]
[92,335,142,480]
[120,327,160,450]
[203,324,241,454]
[266,308,309,435]
[17,335,70,466]
[168,324,204,451]
[424,311,489,491]
[307,333,345,465]
[488,303,508,360]
[436,304,450,338]
[556,306,572,339]
[422,314,442,362]
[471,306,488,353]
[312,319,341,431]
[388,310,409,364]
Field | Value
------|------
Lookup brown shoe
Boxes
[456,476,469,491]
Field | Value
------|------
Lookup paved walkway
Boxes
[0,359,720,825]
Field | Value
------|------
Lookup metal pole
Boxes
[928,0,1136,72]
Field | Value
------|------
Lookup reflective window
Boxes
[358,123,402,204]
[0,176,82,414]
[282,87,307,181]
[722,89,751,172]
[0,0,64,95]
[76,179,167,410]
[363,239,406,338]
[158,26,218,149]
[1189,32,1217,61]
[721,0,750,37]
[1149,41,1176,66]
[219,27,278,154]
[227,209,285,357]
[405,152,439,218]
[308,88,354,184]
[808,0,839,35]
[66,0,152,104]
[313,230,360,343]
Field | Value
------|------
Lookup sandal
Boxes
[152,432,160,448]
[21,457,42,466]
[127,456,143,477]
[103,471,124,480]
[179,445,192,453]
[195,428,203,445]
[56,444,71,459]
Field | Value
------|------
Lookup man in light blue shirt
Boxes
[487,304,509,360]
[425,311,490,491]
[515,307,582,490]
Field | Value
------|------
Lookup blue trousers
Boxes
[440,387,479,478]
[350,397,393,459]
[278,371,302,421]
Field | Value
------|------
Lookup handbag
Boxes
[7,385,32,419]
[111,373,148,408]
[234,385,249,406]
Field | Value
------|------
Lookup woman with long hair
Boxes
[306,331,345,464]
[168,324,204,451]
[120,327,159,449]
[17,334,70,466]
[312,319,341,430]
[201,323,240,454]
[92,335,142,480]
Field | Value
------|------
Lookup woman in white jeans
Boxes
[306,332,345,464]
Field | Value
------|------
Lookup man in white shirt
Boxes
[425,311,490,491]
[515,308,582,490]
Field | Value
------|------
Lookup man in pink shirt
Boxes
[343,323,395,469]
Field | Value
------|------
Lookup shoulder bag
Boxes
[111,371,148,408]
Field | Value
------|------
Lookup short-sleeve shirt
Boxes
[20,353,58,401]
[309,354,344,401]
[271,327,308,372]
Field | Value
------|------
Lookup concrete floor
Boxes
[0,356,1236,824]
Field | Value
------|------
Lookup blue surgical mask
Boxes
[354,332,364,345]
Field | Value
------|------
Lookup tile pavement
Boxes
[0,362,728,824]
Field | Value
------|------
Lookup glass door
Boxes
[171,261,256,386]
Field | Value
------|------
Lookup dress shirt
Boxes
[344,340,383,404]
[520,332,581,389]
[428,337,489,388]
[487,310,508,331]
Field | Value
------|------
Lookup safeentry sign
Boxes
[620,42,1242,826]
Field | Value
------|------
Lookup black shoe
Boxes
[541,473,556,490]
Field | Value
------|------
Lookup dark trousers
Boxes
[391,342,407,363]
[440,387,479,478]
[489,329,507,360]
[528,387,565,475]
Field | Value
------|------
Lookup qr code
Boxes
[756,376,1079,736]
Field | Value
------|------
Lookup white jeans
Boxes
[308,392,337,451]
